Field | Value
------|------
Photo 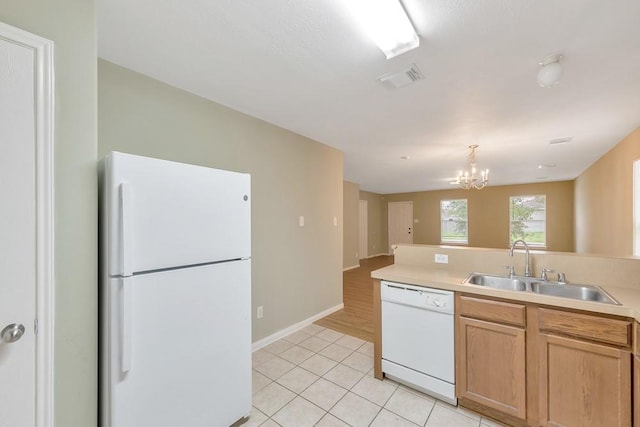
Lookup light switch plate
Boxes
[299,216,304,227]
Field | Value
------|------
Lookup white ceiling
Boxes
[98,0,640,194]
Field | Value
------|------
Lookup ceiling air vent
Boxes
[377,64,424,89]
[549,137,572,145]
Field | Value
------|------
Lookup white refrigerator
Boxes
[100,151,252,427]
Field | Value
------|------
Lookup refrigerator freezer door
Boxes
[106,152,251,276]
[103,261,251,427]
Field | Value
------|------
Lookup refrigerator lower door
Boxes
[103,260,251,427]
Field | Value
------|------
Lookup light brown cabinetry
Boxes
[455,293,634,427]
[538,307,632,427]
[539,333,631,427]
[456,295,527,419]
[635,356,640,427]
[457,316,526,419]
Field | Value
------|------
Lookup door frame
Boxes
[358,199,368,259]
[1,21,55,427]
[388,201,413,253]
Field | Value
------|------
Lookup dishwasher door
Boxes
[381,281,455,403]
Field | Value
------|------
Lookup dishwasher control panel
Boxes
[381,281,454,314]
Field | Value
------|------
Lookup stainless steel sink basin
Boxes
[530,282,621,305]
[464,273,527,291]
[463,273,621,305]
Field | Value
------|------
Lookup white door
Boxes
[359,200,368,259]
[388,201,413,253]
[0,23,54,427]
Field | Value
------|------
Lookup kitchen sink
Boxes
[464,273,528,291]
[463,273,621,305]
[530,282,621,305]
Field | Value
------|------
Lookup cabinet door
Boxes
[539,334,631,427]
[457,316,526,419]
[635,355,640,427]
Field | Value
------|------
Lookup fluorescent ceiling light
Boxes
[345,0,419,59]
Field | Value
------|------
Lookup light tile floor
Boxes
[249,324,505,427]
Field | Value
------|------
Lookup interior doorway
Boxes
[0,22,55,427]
[388,201,413,253]
[359,200,368,259]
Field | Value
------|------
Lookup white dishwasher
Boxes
[381,280,456,405]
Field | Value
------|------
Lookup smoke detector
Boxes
[377,64,424,89]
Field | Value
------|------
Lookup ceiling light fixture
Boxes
[537,54,563,88]
[344,0,419,59]
[453,145,489,190]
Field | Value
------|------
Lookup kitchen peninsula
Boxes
[372,244,640,427]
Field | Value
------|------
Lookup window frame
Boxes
[440,198,469,245]
[509,194,547,248]
[633,159,640,256]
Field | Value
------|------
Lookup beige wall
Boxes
[382,181,575,252]
[98,60,343,342]
[1,3,98,426]
[343,181,360,269]
[575,127,640,256]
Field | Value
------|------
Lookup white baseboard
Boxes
[343,264,360,271]
[252,303,344,352]
[367,253,391,258]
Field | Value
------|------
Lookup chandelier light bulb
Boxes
[452,145,489,190]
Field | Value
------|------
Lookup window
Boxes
[510,195,546,246]
[441,199,468,244]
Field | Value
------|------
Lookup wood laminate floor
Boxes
[314,255,394,342]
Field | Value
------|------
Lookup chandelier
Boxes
[454,145,489,190]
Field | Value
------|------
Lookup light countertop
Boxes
[372,264,640,322]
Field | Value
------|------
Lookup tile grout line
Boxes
[253,325,485,427]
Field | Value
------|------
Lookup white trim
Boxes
[343,264,360,271]
[634,159,640,257]
[251,303,344,352]
[367,253,390,258]
[0,22,55,427]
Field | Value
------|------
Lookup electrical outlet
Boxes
[355,252,359,259]
[257,306,263,319]
[435,254,449,264]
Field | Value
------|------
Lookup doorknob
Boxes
[1,323,25,343]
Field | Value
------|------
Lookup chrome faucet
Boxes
[541,268,567,284]
[509,239,531,277]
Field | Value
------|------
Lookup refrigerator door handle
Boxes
[120,182,133,277]
[121,277,133,373]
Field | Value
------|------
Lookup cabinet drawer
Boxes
[458,294,526,327]
[538,308,631,347]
